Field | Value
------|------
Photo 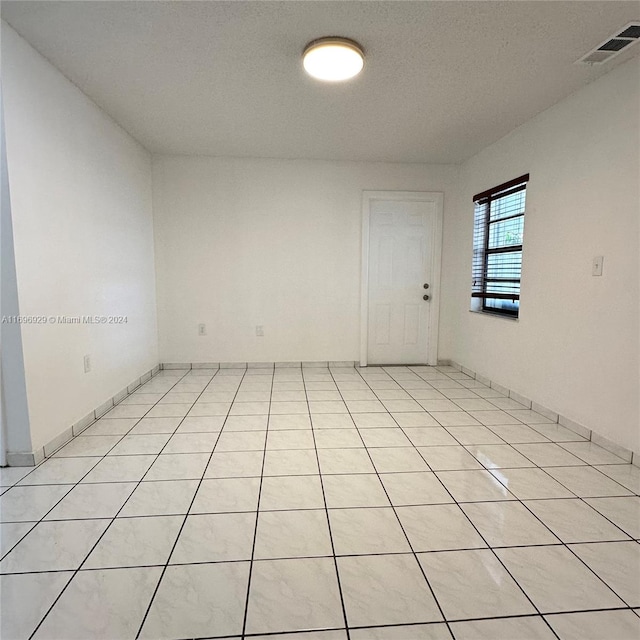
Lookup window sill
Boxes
[469,309,519,322]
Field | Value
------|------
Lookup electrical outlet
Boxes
[592,256,604,276]
[256,325,264,337]
[83,355,91,373]
[198,323,207,336]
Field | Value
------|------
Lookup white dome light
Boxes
[302,37,365,82]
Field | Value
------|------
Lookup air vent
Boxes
[599,38,633,52]
[618,25,640,39]
[577,22,640,64]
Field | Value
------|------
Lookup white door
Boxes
[362,193,442,366]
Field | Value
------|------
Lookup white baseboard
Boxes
[5,364,162,468]
[443,359,638,467]
[9,359,637,469]
[160,361,357,370]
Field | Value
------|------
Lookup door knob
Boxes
[423,283,430,289]
[423,294,430,301]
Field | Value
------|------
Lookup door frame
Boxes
[360,190,444,367]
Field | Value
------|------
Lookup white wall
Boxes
[440,57,640,453]
[2,23,159,453]
[153,156,457,363]
[1,87,32,461]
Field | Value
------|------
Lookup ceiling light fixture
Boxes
[302,37,364,82]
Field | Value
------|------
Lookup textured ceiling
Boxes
[2,1,639,163]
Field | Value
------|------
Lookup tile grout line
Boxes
[425,367,622,635]
[493,466,640,610]
[22,369,194,640]
[305,368,353,640]
[402,366,638,620]
[356,365,561,639]
[2,365,637,638]
[415,371,575,640]
[0,370,197,563]
[368,367,566,635]
[328,366,454,638]
[445,424,638,541]
[134,367,248,639]
[2,533,636,575]
[402,366,639,623]
[437,366,640,606]
[393,368,639,553]
[4,457,633,483]
[45,370,191,457]
[240,368,274,639]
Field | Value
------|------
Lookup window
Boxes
[471,174,529,318]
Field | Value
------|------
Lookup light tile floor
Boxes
[1,365,639,640]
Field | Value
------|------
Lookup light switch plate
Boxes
[592,256,604,276]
